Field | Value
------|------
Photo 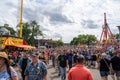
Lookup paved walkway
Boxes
[15,63,113,80]
[47,65,113,80]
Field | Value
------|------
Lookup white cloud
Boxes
[0,0,120,43]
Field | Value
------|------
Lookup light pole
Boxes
[117,26,120,51]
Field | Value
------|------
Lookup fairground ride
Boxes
[97,13,118,51]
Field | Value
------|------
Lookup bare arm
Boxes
[10,67,18,80]
[110,63,113,70]
[12,76,18,80]
[25,76,28,80]
[110,63,114,73]
[44,74,48,80]
[66,59,68,67]
[17,64,22,72]
[57,56,60,66]
[97,62,100,70]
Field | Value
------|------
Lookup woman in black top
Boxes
[97,53,110,80]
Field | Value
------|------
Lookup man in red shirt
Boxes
[68,55,93,80]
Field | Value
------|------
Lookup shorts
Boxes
[92,61,97,64]
[111,71,120,77]
[100,71,109,77]
[116,71,120,77]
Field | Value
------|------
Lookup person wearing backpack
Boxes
[24,52,48,80]
[97,53,110,80]
[0,52,18,80]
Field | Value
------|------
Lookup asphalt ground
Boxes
[46,65,113,80]
[15,63,113,80]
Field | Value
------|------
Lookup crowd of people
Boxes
[0,46,120,80]
[49,46,120,80]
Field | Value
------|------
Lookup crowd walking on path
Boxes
[0,45,120,80]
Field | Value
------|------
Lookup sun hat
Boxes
[0,52,10,64]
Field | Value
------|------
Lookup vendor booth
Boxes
[1,35,36,50]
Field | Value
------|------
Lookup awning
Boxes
[13,44,36,49]
[2,37,36,50]
[3,38,14,46]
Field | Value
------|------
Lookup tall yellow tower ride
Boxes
[19,0,23,38]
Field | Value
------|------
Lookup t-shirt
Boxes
[110,56,120,71]
[24,61,47,80]
[87,54,92,60]
[58,55,67,68]
[0,68,17,80]
[68,64,93,80]
[99,58,110,71]
[92,54,97,61]
[67,53,73,61]
[22,58,28,72]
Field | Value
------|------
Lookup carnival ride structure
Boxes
[98,13,118,51]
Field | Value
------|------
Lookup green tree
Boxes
[77,34,87,44]
[56,39,64,46]
[29,20,43,45]
[0,24,16,35]
[86,34,97,46]
[70,37,78,45]
[114,33,119,39]
[70,34,97,45]
[16,20,43,45]
[22,22,31,42]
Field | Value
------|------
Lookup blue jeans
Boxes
[60,67,66,80]
[58,66,61,74]
[52,58,55,67]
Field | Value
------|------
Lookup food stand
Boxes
[1,35,35,51]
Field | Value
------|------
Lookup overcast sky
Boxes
[0,0,120,43]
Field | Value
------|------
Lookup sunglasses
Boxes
[0,57,4,60]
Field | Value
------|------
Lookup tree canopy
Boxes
[0,24,16,35]
[0,20,43,46]
[56,39,64,46]
[16,20,43,45]
[70,34,97,45]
